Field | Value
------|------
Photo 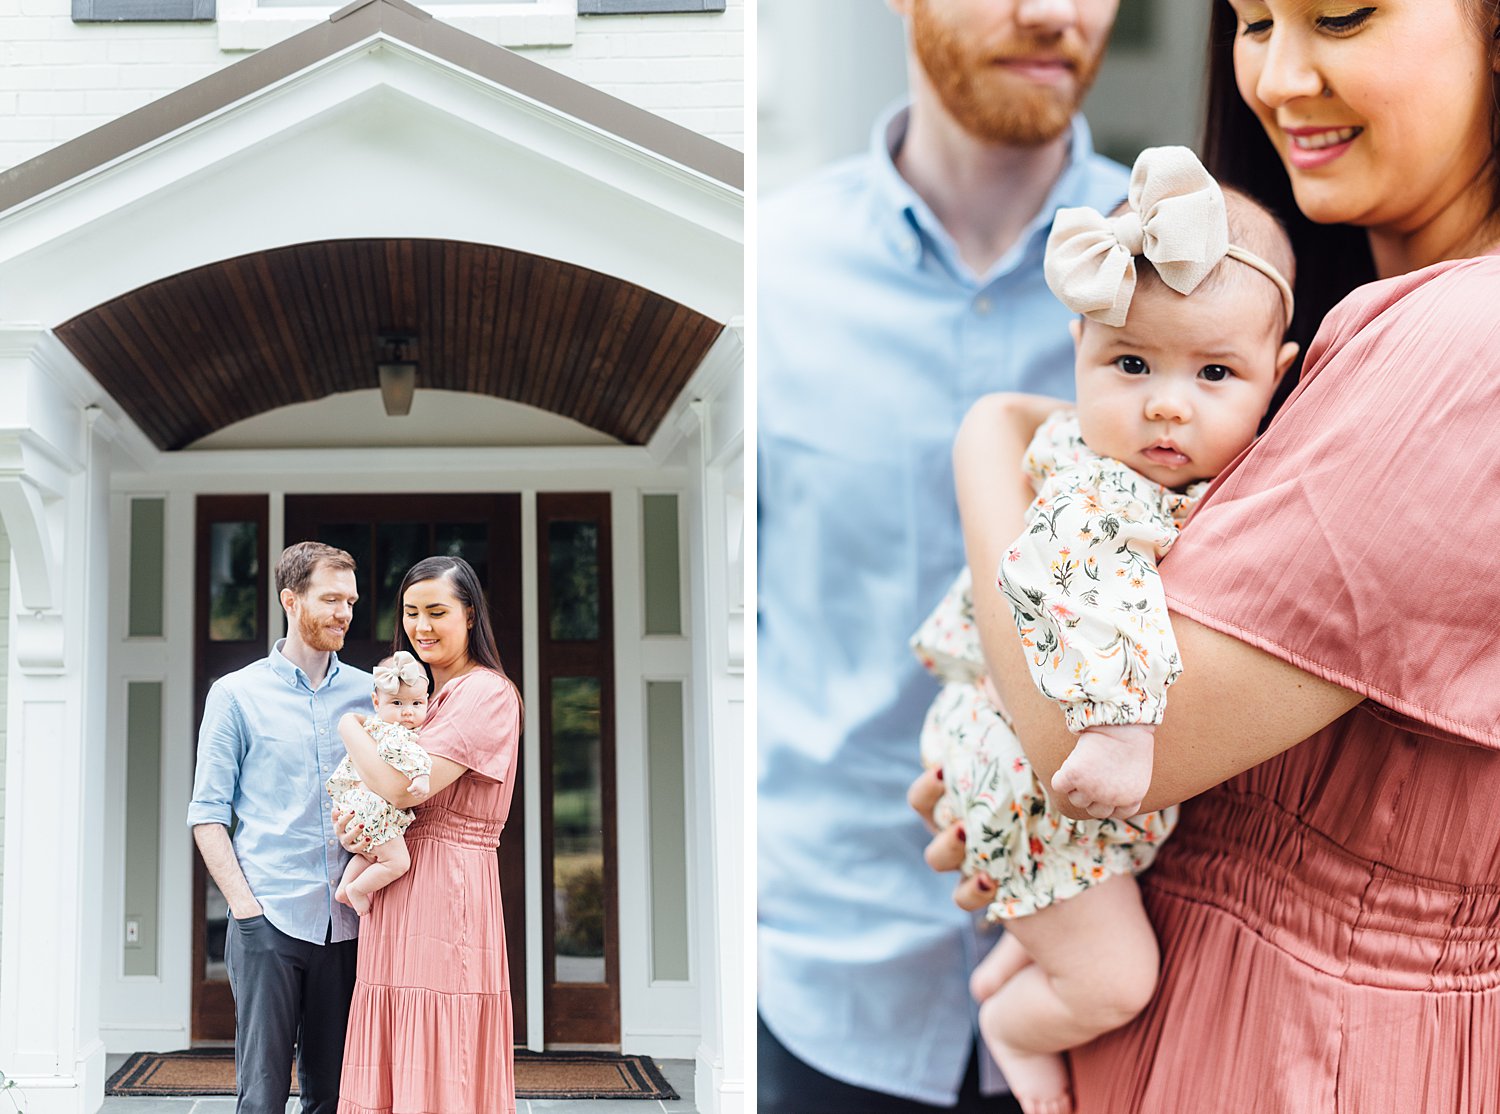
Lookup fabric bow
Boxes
[373,649,428,695]
[1044,146,1228,327]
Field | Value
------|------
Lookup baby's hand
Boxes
[408,774,431,796]
[1051,724,1156,820]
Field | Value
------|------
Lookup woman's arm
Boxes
[1001,614,1362,818]
[338,713,466,809]
[954,395,1363,820]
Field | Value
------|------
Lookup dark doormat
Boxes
[105,1047,680,1100]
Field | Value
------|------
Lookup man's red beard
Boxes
[298,608,346,653]
[909,0,1106,147]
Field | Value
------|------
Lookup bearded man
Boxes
[189,541,373,1114]
[758,2,1125,1110]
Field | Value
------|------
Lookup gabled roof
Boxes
[0,0,741,455]
[0,0,741,214]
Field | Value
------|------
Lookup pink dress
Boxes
[1072,255,1500,1111]
[338,669,522,1114]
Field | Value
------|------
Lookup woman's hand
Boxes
[907,767,996,913]
[333,806,375,856]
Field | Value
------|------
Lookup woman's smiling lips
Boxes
[1282,124,1364,170]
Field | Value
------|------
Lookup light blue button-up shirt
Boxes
[758,107,1128,1104]
[187,640,373,945]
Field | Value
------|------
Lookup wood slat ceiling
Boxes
[56,239,725,450]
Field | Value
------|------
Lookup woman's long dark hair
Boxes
[1201,4,1377,421]
[394,555,522,723]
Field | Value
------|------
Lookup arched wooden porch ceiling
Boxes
[55,238,725,451]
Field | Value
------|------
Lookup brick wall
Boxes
[0,0,744,172]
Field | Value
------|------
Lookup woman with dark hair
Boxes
[914,1,1500,1109]
[333,556,523,1114]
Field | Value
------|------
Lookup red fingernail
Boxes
[976,876,994,892]
[955,826,967,843]
[935,768,944,781]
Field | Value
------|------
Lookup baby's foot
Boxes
[989,1039,1072,1114]
[335,883,351,909]
[347,888,371,917]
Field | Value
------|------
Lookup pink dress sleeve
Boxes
[419,669,521,782]
[1160,253,1500,750]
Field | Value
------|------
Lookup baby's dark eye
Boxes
[1115,355,1149,375]
[1200,365,1234,382]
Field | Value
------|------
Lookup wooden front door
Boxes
[191,493,526,1042]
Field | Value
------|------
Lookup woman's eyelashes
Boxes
[1237,5,1375,37]
[1318,6,1374,33]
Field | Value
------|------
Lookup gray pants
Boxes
[224,914,358,1114]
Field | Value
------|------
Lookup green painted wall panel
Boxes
[642,495,682,636]
[124,682,163,977]
[646,680,689,980]
[128,498,165,638]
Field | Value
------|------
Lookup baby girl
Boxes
[326,650,433,916]
[913,147,1299,1114]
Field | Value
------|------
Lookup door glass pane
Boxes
[548,521,599,642]
[375,523,425,644]
[434,523,489,591]
[552,676,604,984]
[205,876,228,982]
[208,522,259,642]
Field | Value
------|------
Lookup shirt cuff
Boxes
[185,802,232,828]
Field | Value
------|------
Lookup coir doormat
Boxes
[106,1047,679,1100]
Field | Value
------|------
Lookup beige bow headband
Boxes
[1044,145,1294,328]
[374,649,427,695]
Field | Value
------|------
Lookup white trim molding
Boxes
[218,0,578,52]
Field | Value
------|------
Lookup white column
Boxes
[690,349,745,1114]
[0,335,114,1114]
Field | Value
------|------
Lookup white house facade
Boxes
[0,3,745,1112]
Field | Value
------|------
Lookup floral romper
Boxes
[912,411,1194,920]
[324,715,432,848]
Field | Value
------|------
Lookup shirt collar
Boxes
[270,638,344,692]
[869,101,1103,284]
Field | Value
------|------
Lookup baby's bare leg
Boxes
[976,875,1159,1114]
[970,930,1034,1004]
[343,834,412,917]
[335,854,375,908]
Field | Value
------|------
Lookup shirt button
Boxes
[974,296,993,315]
[319,727,327,735]
[328,839,336,847]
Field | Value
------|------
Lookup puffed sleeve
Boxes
[1161,255,1500,749]
[1001,455,1182,730]
[420,670,521,782]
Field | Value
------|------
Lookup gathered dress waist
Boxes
[1149,791,1500,992]
[406,805,505,851]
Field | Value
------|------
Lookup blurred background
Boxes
[759,0,1213,196]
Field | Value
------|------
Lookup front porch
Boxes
[98,1053,700,1114]
[0,3,744,1112]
